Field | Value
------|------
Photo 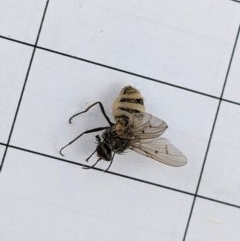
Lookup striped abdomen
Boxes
[112,86,145,132]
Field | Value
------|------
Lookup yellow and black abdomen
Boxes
[112,85,145,120]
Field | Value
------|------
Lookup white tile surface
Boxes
[1,1,240,240]
[0,145,5,157]
[186,198,240,241]
[224,37,240,103]
[0,0,47,43]
[39,0,240,96]
[199,102,240,206]
[0,39,33,143]
[10,49,218,193]
[0,145,5,167]
[0,148,192,241]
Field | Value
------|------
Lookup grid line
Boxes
[182,23,240,241]
[0,35,240,106]
[0,0,50,172]
[1,141,240,210]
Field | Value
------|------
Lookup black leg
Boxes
[82,158,101,169]
[85,148,97,162]
[59,126,108,156]
[69,101,113,126]
[82,153,115,171]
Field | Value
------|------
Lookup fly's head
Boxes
[95,133,112,161]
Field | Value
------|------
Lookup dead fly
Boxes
[60,85,187,171]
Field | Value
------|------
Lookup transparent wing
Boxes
[129,137,187,167]
[127,113,168,139]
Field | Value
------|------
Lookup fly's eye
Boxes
[97,143,112,161]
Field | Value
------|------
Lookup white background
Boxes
[0,0,240,240]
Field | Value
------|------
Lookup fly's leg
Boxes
[82,158,101,169]
[59,126,108,156]
[85,149,97,162]
[82,153,115,172]
[69,101,113,126]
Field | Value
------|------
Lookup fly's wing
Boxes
[129,138,187,167]
[127,113,168,139]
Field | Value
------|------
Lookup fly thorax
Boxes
[114,116,130,135]
[102,127,130,154]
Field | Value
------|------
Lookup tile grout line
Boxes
[0,0,50,172]
[182,23,240,241]
[36,46,220,99]
[197,195,240,209]
[1,34,240,106]
[222,98,240,106]
[1,141,240,210]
